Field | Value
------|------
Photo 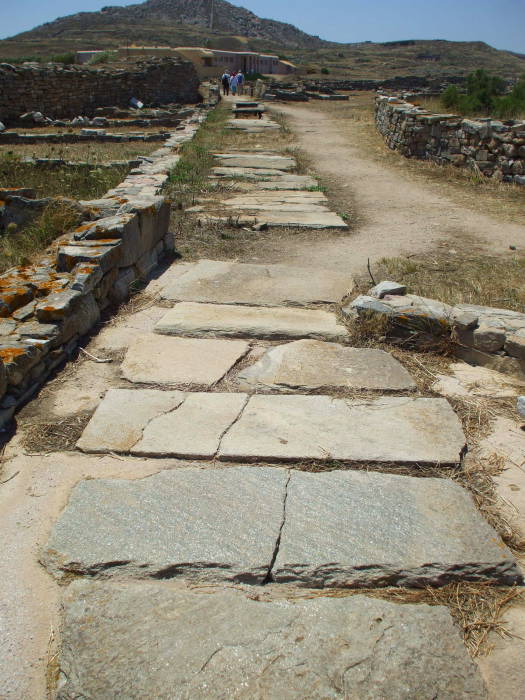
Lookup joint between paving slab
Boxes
[213,393,251,458]
[263,469,291,585]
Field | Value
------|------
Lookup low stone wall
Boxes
[0,109,208,427]
[375,95,525,185]
[344,282,525,380]
[0,58,201,125]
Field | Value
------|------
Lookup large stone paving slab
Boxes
[218,395,466,465]
[42,467,287,582]
[236,340,417,392]
[274,470,521,587]
[131,392,248,458]
[56,583,488,699]
[155,302,350,341]
[121,334,249,386]
[160,259,353,306]
[76,388,185,453]
[201,209,348,229]
[213,152,296,170]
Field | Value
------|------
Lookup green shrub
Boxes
[245,71,264,81]
[321,67,330,75]
[87,50,118,65]
[50,52,76,65]
[440,70,525,118]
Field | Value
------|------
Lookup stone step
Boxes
[154,302,350,342]
[56,582,488,699]
[197,209,348,229]
[42,467,519,588]
[77,390,465,465]
[235,339,417,392]
[160,259,353,307]
[213,153,296,170]
[121,335,249,387]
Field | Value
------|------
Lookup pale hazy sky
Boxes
[1,0,524,54]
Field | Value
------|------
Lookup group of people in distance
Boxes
[221,70,245,96]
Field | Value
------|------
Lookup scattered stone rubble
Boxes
[345,281,525,379]
[376,95,525,185]
[0,109,207,428]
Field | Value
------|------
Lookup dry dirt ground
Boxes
[268,96,524,276]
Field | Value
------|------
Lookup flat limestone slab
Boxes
[121,334,249,386]
[155,303,350,342]
[213,153,295,170]
[76,388,185,453]
[202,210,348,229]
[161,259,353,306]
[274,470,521,587]
[56,583,488,699]
[222,191,328,204]
[42,467,287,582]
[236,340,417,392]
[131,392,248,458]
[211,166,288,179]
[219,395,466,465]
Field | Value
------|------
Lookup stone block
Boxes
[35,289,81,322]
[54,583,488,699]
[505,333,525,361]
[368,280,407,298]
[473,324,506,353]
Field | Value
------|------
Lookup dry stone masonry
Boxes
[0,109,208,428]
[0,58,200,125]
[376,95,525,185]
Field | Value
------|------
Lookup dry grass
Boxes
[372,249,525,313]
[0,141,159,162]
[21,410,93,453]
[312,94,524,225]
[0,199,82,272]
[8,124,173,135]
[0,154,128,198]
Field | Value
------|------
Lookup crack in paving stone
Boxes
[263,469,291,585]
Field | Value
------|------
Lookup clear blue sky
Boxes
[1,0,524,54]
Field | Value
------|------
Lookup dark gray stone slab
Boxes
[273,469,521,588]
[42,466,287,583]
[56,582,488,699]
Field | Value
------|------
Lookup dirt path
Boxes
[272,103,525,275]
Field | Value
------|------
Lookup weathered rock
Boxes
[161,260,353,306]
[433,363,525,399]
[274,469,520,587]
[131,392,248,458]
[213,152,296,170]
[77,388,185,453]
[0,342,42,386]
[505,332,525,361]
[121,334,249,386]
[518,396,525,418]
[369,280,407,298]
[236,340,416,392]
[219,395,465,465]
[56,583,488,699]
[473,324,506,353]
[42,466,287,582]
[155,303,349,342]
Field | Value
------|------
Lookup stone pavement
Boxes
[8,100,522,698]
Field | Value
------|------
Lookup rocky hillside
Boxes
[0,0,327,57]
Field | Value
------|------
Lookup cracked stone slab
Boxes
[76,388,185,453]
[219,395,466,465]
[274,470,521,588]
[161,259,353,306]
[42,466,287,583]
[211,166,289,179]
[213,153,295,170]
[155,303,350,341]
[121,334,249,386]
[236,340,416,392]
[131,392,248,458]
[221,191,328,205]
[56,583,488,699]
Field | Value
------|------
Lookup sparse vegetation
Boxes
[0,199,81,272]
[441,69,525,118]
[50,52,76,65]
[87,50,118,65]
[0,153,128,198]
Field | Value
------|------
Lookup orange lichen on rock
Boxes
[0,347,26,363]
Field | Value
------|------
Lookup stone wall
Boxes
[375,95,525,185]
[0,58,201,125]
[0,109,207,427]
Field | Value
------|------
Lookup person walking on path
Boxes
[236,71,245,96]
[230,71,239,96]
[221,70,230,96]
